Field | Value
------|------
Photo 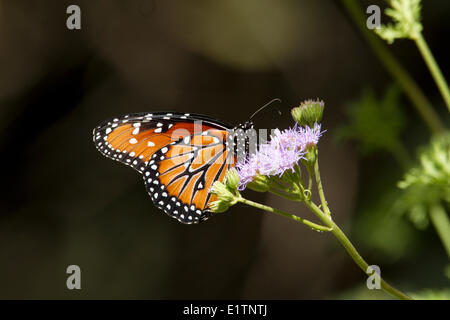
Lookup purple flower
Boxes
[236,124,324,190]
[297,123,324,150]
[270,126,301,150]
[236,158,258,190]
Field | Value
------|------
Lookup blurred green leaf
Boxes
[337,85,405,156]
[445,264,450,280]
[410,288,450,300]
[396,132,450,228]
[353,186,420,260]
[399,132,450,194]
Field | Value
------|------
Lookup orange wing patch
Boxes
[192,150,231,210]
[94,118,221,173]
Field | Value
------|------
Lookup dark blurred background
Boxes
[0,0,449,299]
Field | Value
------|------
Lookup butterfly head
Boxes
[235,120,254,131]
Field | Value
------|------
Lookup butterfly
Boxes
[92,111,254,224]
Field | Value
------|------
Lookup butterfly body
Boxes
[93,112,252,224]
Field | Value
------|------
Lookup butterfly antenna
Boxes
[249,98,282,121]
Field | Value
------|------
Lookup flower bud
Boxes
[211,181,235,203]
[247,174,271,192]
[291,99,324,127]
[304,145,317,163]
[209,199,232,213]
[224,168,240,193]
[300,146,317,171]
[209,181,238,213]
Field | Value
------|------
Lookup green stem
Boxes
[341,0,445,134]
[293,164,306,194]
[414,33,450,112]
[238,197,332,232]
[305,151,411,299]
[314,158,331,215]
[268,187,302,201]
[307,173,313,193]
[304,201,412,300]
[429,204,450,259]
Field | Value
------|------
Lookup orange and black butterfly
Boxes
[92,112,254,224]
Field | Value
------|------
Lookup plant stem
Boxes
[429,204,450,259]
[307,153,411,299]
[414,33,450,112]
[340,0,445,134]
[268,187,302,201]
[307,173,313,193]
[237,197,332,232]
[314,158,331,215]
[304,201,412,300]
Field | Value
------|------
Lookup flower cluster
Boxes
[375,0,423,43]
[236,124,324,190]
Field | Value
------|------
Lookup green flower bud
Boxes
[209,199,232,213]
[304,145,317,163]
[211,181,235,203]
[209,181,238,213]
[224,168,240,193]
[291,99,324,127]
[247,174,271,192]
[300,146,317,174]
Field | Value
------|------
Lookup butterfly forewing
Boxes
[93,112,230,173]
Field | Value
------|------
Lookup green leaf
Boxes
[337,85,405,155]
[410,288,450,300]
[397,132,450,229]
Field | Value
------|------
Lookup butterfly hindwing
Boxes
[143,129,233,224]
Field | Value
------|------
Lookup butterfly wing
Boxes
[143,129,234,224]
[93,112,235,224]
[92,112,231,173]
